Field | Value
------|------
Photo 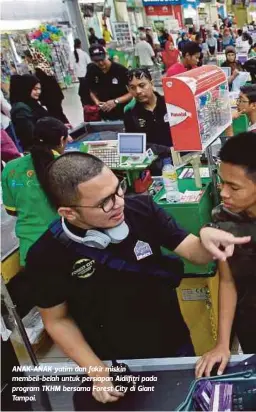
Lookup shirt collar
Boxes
[64,219,88,237]
[136,92,163,112]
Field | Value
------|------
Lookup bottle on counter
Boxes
[162,158,180,203]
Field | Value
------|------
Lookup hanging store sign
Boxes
[145,5,172,15]
[145,4,182,21]
[143,0,181,6]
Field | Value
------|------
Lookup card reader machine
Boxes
[118,133,152,164]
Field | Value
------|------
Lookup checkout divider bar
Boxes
[25,355,252,376]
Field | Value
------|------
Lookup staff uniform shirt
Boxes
[2,154,58,265]
[26,195,191,360]
[85,62,128,120]
[124,92,173,151]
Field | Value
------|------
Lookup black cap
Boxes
[89,45,106,61]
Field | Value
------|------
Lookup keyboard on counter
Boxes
[88,146,121,168]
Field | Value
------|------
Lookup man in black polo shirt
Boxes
[124,68,172,162]
[85,45,132,120]
[26,152,250,404]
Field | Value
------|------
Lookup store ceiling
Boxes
[1,0,67,21]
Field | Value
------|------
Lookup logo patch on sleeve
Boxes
[71,259,95,278]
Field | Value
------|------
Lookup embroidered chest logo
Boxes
[138,118,146,128]
[27,170,34,178]
[71,258,96,279]
[134,240,153,261]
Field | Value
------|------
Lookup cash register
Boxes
[86,133,153,168]
[118,133,154,164]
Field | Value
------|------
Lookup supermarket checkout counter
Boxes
[67,132,159,192]
[68,121,124,145]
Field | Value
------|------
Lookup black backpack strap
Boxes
[49,219,183,287]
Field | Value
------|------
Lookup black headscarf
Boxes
[10,74,48,120]
[10,74,39,105]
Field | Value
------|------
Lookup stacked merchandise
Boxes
[163,65,232,152]
[1,25,73,88]
[51,40,72,88]
[197,89,231,144]
[28,24,73,88]
[1,35,15,83]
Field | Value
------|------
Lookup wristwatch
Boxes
[202,223,220,230]
[114,99,120,105]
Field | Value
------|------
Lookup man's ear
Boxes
[58,207,77,222]
[60,136,66,148]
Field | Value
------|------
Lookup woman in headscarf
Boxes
[162,41,180,70]
[24,48,69,124]
[221,46,243,90]
[10,74,48,151]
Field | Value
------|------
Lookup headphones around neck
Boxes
[61,218,129,250]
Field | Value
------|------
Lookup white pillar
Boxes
[65,0,89,52]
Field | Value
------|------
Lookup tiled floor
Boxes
[62,83,84,127]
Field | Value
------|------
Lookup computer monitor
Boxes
[118,133,146,157]
[221,67,231,79]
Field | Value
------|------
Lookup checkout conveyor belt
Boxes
[2,355,254,411]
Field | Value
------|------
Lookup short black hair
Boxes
[182,41,201,58]
[237,29,243,37]
[46,152,105,208]
[240,84,256,103]
[219,132,256,182]
[127,68,152,83]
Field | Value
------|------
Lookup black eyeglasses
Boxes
[236,98,250,104]
[68,179,127,213]
[127,69,152,82]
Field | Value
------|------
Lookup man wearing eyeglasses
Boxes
[26,152,250,404]
[233,84,256,132]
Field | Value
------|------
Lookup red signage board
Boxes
[145,5,182,25]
